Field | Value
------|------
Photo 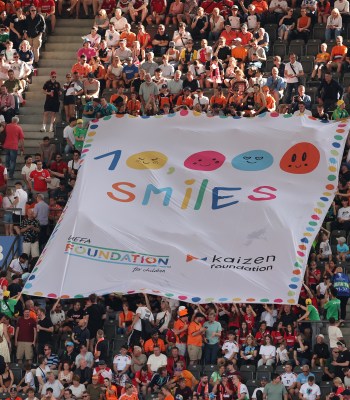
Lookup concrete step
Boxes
[19,123,46,132]
[53,26,90,35]
[44,43,80,51]
[20,106,44,115]
[24,132,55,140]
[19,114,62,123]
[58,18,93,27]
[48,36,83,44]
[39,59,74,68]
[41,52,74,60]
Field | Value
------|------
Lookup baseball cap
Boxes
[169,41,175,47]
[337,99,345,106]
[50,70,57,76]
[232,5,239,8]
[66,341,74,346]
[98,360,106,365]
[234,37,242,42]
[161,84,168,89]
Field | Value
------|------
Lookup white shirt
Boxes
[69,383,86,399]
[334,0,350,12]
[21,163,37,181]
[156,311,171,332]
[320,241,332,256]
[25,371,35,388]
[293,109,312,116]
[281,372,297,387]
[252,387,265,399]
[85,33,101,47]
[42,380,64,397]
[105,29,120,47]
[338,206,350,220]
[326,14,342,29]
[193,95,209,107]
[300,383,321,400]
[147,353,167,372]
[134,306,154,331]
[63,125,75,146]
[284,61,303,84]
[172,30,192,47]
[269,0,288,12]
[222,340,239,359]
[260,310,277,327]
[328,325,343,348]
[159,64,175,78]
[259,344,276,358]
[110,16,128,31]
[9,257,28,274]
[113,354,131,371]
[50,310,66,325]
[14,188,28,216]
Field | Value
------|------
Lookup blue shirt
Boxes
[337,243,349,253]
[266,75,286,92]
[296,373,315,384]
[83,102,101,119]
[332,273,350,297]
[100,103,117,116]
[123,64,139,80]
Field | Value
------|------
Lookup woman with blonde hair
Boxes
[105,56,123,89]
[325,8,342,40]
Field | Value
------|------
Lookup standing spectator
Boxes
[41,71,61,133]
[15,308,36,364]
[29,160,50,200]
[263,374,288,400]
[38,0,55,33]
[21,156,36,191]
[85,294,105,352]
[332,266,350,321]
[139,73,159,113]
[12,181,27,234]
[2,115,23,179]
[187,312,206,366]
[72,318,90,349]
[19,209,40,262]
[33,193,49,251]
[23,7,45,67]
[283,53,304,103]
[37,308,54,355]
[203,312,222,364]
[0,85,15,123]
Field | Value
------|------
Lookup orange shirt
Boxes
[231,47,248,61]
[105,385,118,400]
[315,52,330,63]
[120,32,136,48]
[176,95,194,108]
[252,0,268,13]
[265,94,276,111]
[164,395,174,400]
[172,370,197,388]
[127,99,141,114]
[298,15,310,29]
[210,94,227,106]
[144,338,166,353]
[110,93,128,104]
[220,30,237,46]
[174,319,188,343]
[119,394,138,400]
[187,321,203,347]
[71,63,92,78]
[331,45,347,61]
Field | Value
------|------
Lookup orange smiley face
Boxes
[280,142,320,174]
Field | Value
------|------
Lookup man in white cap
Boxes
[311,334,329,368]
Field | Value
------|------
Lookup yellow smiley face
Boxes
[126,151,168,170]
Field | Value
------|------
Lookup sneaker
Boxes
[49,126,54,132]
[40,127,46,132]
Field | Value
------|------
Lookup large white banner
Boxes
[23,113,349,304]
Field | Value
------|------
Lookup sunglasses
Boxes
[30,9,36,11]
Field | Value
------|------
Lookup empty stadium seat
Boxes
[300,56,314,74]
[203,364,218,375]
[311,367,323,383]
[306,40,321,56]
[319,382,333,397]
[256,365,273,381]
[343,73,350,88]
[312,24,326,41]
[187,364,201,380]
[275,365,285,375]
[273,43,287,58]
[240,365,256,381]
[246,380,259,396]
[289,40,305,57]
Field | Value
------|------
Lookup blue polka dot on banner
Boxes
[306,227,315,232]
[233,116,241,119]
[218,297,228,301]
[90,125,98,129]
[320,197,329,201]
[289,284,298,289]
[141,115,150,119]
[329,158,337,164]
[167,113,176,117]
[333,142,341,148]
[219,115,228,119]
[291,277,300,282]
[29,275,36,281]
[25,283,32,289]
[301,237,309,243]
[321,119,330,123]
[192,297,201,302]
[258,112,267,118]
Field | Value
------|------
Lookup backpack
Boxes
[140,308,157,340]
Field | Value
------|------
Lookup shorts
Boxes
[63,95,75,106]
[187,344,202,361]
[16,341,34,360]
[3,212,13,224]
[44,99,60,112]
[23,241,40,258]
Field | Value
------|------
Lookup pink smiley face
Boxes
[184,151,226,171]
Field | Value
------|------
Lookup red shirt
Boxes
[50,160,68,174]
[0,165,6,187]
[39,0,54,13]
[3,123,24,150]
[16,316,37,342]
[100,0,116,13]
[30,169,50,192]
[21,0,39,8]
[151,0,165,12]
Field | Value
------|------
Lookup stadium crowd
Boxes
[1,0,350,399]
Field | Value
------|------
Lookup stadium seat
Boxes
[311,367,323,383]
[330,229,347,245]
[12,367,23,384]
[293,365,303,374]
[187,364,201,380]
[325,41,336,54]
[343,74,350,88]
[203,364,218,375]
[265,57,275,74]
[312,24,326,41]
[104,321,117,341]
[300,56,314,74]
[265,24,278,42]
[289,40,304,57]
[306,40,321,56]
[246,380,259,396]
[273,43,287,58]
[240,365,256,381]
[320,382,333,397]
[256,365,273,381]
[274,365,285,375]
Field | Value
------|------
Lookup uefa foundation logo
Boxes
[186,253,276,272]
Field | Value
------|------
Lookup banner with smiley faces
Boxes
[24,113,349,304]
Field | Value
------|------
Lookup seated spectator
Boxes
[257,335,276,367]
[291,85,311,112]
[208,8,224,41]
[120,24,136,49]
[69,375,85,399]
[172,23,192,51]
[314,103,330,120]
[148,366,169,392]
[327,35,347,73]
[294,335,312,367]
[333,98,349,119]
[147,346,167,374]
[214,37,231,66]
[311,43,330,80]
[191,8,208,40]
[289,8,311,43]
[317,71,343,112]
[165,0,183,26]
[326,8,343,41]
[178,0,198,25]
[269,0,288,23]
[205,56,223,88]
[312,334,330,368]
[105,56,123,89]
[141,51,158,76]
[318,0,331,23]
[42,372,64,398]
[136,25,150,55]
[178,40,197,73]
[94,9,109,38]
[277,9,295,41]
[254,27,269,53]
[110,8,127,32]
[262,86,276,111]
[152,25,169,57]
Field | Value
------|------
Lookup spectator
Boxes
[23,7,45,67]
[325,8,342,40]
[283,53,304,103]
[289,8,311,43]
[41,372,64,398]
[2,116,23,179]
[19,209,40,262]
[327,35,347,74]
[332,98,349,119]
[299,376,321,400]
[15,308,36,364]
[263,374,288,400]
[187,312,206,365]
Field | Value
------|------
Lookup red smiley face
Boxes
[184,151,226,171]
[280,142,320,174]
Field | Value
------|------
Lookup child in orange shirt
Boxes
[312,43,330,80]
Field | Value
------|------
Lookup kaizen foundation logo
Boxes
[65,236,171,269]
[187,253,276,272]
